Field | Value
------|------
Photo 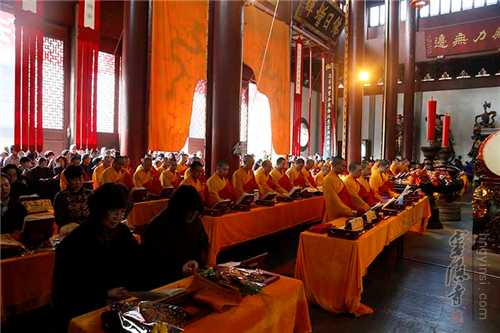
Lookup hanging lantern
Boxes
[410,0,430,9]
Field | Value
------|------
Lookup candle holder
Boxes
[420,145,440,170]
[438,146,453,164]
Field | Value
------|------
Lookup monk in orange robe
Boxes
[400,159,410,173]
[255,160,277,196]
[314,165,330,187]
[179,161,204,197]
[133,157,162,194]
[370,159,399,199]
[302,159,317,188]
[92,156,112,190]
[177,153,189,177]
[156,158,169,175]
[232,154,259,196]
[184,157,207,185]
[160,160,181,188]
[101,156,125,186]
[357,162,381,206]
[343,162,371,210]
[323,157,365,222]
[269,157,292,195]
[120,156,134,190]
[371,159,380,175]
[286,158,306,188]
[389,158,400,176]
[205,160,239,207]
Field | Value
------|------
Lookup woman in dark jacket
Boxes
[142,185,209,290]
[52,183,142,332]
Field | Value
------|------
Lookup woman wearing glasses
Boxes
[142,185,209,290]
[52,183,142,333]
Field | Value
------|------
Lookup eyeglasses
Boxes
[108,209,129,221]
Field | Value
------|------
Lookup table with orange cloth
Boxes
[68,274,312,333]
[126,199,169,229]
[203,196,324,265]
[295,197,430,315]
[0,250,56,323]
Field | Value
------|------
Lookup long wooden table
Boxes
[203,196,324,265]
[0,250,56,323]
[294,197,430,315]
[127,199,169,228]
[68,274,312,333]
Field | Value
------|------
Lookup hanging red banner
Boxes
[292,36,304,156]
[76,0,100,150]
[307,47,312,156]
[14,0,44,152]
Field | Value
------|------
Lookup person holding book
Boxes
[232,154,259,197]
[286,158,307,188]
[269,157,292,195]
[205,160,238,206]
[179,161,204,196]
[343,162,371,210]
[255,160,277,196]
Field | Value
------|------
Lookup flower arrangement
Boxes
[407,169,452,187]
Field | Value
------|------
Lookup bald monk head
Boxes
[143,157,153,173]
[168,159,177,172]
[276,157,287,172]
[331,156,346,174]
[392,158,400,166]
[112,156,124,172]
[216,160,230,178]
[190,161,204,180]
[378,159,390,173]
[242,154,255,171]
[294,158,305,171]
[361,161,372,177]
[305,159,315,171]
[103,155,113,169]
[374,159,381,167]
[321,165,330,176]
[348,162,363,179]
[261,160,272,174]
[122,155,130,168]
[180,153,188,164]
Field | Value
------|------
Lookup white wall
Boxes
[290,84,321,156]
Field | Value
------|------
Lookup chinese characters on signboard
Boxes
[425,18,500,57]
[324,62,334,156]
[446,230,470,307]
[293,0,345,47]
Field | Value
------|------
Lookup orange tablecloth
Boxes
[295,197,430,315]
[203,196,324,265]
[0,251,56,323]
[126,199,169,228]
[68,274,312,333]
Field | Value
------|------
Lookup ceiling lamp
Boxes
[457,70,470,79]
[476,68,490,78]
[410,0,430,9]
[422,73,434,82]
[438,72,452,80]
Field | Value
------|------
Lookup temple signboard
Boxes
[293,0,345,47]
[425,18,500,58]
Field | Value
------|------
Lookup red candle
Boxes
[442,115,450,147]
[427,98,437,141]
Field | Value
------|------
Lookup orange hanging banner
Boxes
[149,1,208,152]
[243,6,291,155]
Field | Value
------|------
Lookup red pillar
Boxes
[120,0,149,167]
[403,0,416,160]
[346,0,365,164]
[209,0,243,176]
[383,0,400,160]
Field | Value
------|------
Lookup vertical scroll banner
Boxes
[425,18,500,58]
[293,0,346,47]
[292,36,304,156]
[320,56,325,155]
[76,0,100,150]
[14,0,44,152]
[307,48,312,155]
[324,62,334,157]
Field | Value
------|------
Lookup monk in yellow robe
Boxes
[371,159,380,174]
[156,158,169,175]
[370,159,399,199]
[323,157,364,222]
[179,161,204,197]
[343,162,370,210]
[314,165,330,187]
[389,158,400,176]
[184,157,207,185]
[101,156,125,186]
[133,157,162,194]
[269,157,292,195]
[301,159,317,188]
[286,158,306,188]
[358,162,381,205]
[160,160,181,188]
[324,157,331,168]
[177,154,189,177]
[400,159,410,173]
[205,160,239,207]
[92,156,112,190]
[232,154,259,197]
[255,160,278,196]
